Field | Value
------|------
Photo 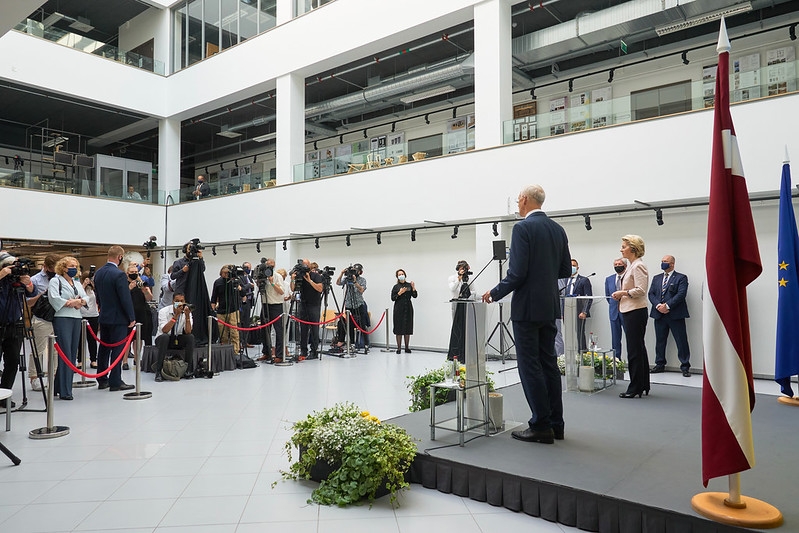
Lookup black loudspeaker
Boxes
[493,240,506,260]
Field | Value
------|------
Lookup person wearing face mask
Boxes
[563,259,593,352]
[153,293,195,382]
[239,262,256,348]
[211,265,245,354]
[192,175,210,200]
[256,259,284,363]
[48,257,88,400]
[26,254,61,392]
[391,269,417,354]
[604,258,627,361]
[94,246,136,392]
[648,255,691,377]
[125,263,154,370]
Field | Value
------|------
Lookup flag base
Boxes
[776,396,799,406]
[691,492,783,528]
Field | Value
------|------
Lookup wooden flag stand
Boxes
[691,473,782,528]
[776,395,799,406]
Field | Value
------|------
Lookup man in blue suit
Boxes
[604,258,626,360]
[648,255,691,377]
[94,246,135,391]
[483,185,571,444]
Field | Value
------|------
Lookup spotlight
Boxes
[363,129,368,139]
[376,232,382,245]
[681,51,689,65]
[313,141,317,150]
[205,167,209,174]
[451,226,459,239]
[346,235,351,247]
[791,24,797,41]
[220,162,224,170]
[530,87,536,100]
[282,240,287,251]
[452,107,457,119]
[492,222,498,237]
[608,69,614,83]
[424,114,430,125]
[256,242,261,253]
[212,246,217,256]
[656,208,664,226]
[410,229,416,242]
[175,249,179,258]
[232,244,238,255]
[583,214,592,231]
[253,156,257,164]
[160,250,164,259]
[339,134,344,144]
[568,79,573,92]
[314,238,320,249]
[234,159,238,168]
[391,122,396,133]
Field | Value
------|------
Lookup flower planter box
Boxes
[300,446,391,500]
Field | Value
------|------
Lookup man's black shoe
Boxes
[511,427,554,444]
[650,366,665,374]
[97,382,110,390]
[155,372,163,383]
[110,382,135,391]
[553,427,564,440]
[182,372,194,380]
[682,370,691,377]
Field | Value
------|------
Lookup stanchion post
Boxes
[381,307,391,352]
[124,323,152,400]
[74,319,95,388]
[207,315,214,374]
[344,310,355,358]
[275,312,293,366]
[29,335,69,439]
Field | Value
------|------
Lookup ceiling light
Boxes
[376,233,382,245]
[400,85,457,104]
[217,128,242,139]
[314,238,320,249]
[363,129,368,139]
[655,2,752,36]
[175,249,179,258]
[256,242,261,253]
[346,235,351,247]
[681,51,689,65]
[583,215,592,231]
[232,244,238,255]
[608,69,614,83]
[790,24,797,41]
[212,246,217,256]
[492,222,498,237]
[339,134,344,144]
[656,209,664,226]
[568,79,573,92]
[282,240,287,251]
[253,132,276,142]
[451,226,459,239]
[42,135,68,148]
[424,114,430,125]
[410,229,416,242]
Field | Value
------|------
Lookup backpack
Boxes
[31,279,61,322]
[161,357,188,381]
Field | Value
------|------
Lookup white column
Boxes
[276,72,305,185]
[276,0,294,25]
[153,6,172,75]
[473,0,512,150]
[158,117,181,205]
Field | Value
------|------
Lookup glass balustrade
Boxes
[179,171,276,202]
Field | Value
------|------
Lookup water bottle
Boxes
[451,356,459,383]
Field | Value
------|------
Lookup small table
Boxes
[429,379,490,446]
[582,348,617,391]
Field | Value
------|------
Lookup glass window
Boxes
[631,81,691,121]
[205,0,220,58]
[240,1,257,42]
[174,3,187,70]
[221,0,238,49]
[259,0,276,33]
[187,0,203,66]
[100,168,124,198]
[127,171,150,202]
[408,134,443,158]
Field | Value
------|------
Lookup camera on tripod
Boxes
[8,257,35,284]
[291,260,310,278]
[253,258,274,291]
[343,265,358,280]
[322,265,336,278]
[185,238,205,260]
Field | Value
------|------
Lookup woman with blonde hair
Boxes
[49,256,88,400]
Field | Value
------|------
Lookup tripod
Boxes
[485,259,515,364]
[13,287,48,412]
[319,274,343,354]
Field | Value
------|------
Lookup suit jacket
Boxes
[619,258,648,313]
[94,261,135,326]
[648,271,689,320]
[490,211,571,322]
[562,274,593,316]
[605,273,622,321]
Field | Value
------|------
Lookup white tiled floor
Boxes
[0,348,782,532]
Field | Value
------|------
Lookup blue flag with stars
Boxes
[776,160,799,396]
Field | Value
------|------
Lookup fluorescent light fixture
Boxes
[217,128,242,138]
[655,2,752,36]
[42,12,65,27]
[42,136,69,148]
[400,85,457,104]
[253,132,277,142]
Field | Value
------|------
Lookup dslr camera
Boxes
[185,238,205,260]
[174,301,195,311]
[461,269,474,283]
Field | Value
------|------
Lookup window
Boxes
[408,134,443,158]
[631,81,691,121]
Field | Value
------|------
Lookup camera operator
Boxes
[255,258,284,363]
[26,253,61,391]
[211,265,244,354]
[153,293,194,382]
[239,262,255,348]
[170,240,206,304]
[0,251,37,405]
[336,263,370,353]
[291,259,323,360]
[158,266,175,310]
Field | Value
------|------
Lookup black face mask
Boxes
[128,273,139,280]
[614,265,625,274]
[46,271,56,279]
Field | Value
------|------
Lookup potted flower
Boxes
[557,353,626,381]
[281,402,417,506]
[406,363,496,412]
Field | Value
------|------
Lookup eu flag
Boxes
[775,160,799,397]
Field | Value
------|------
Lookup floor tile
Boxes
[158,495,246,527]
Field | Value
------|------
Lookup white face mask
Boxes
[398,275,406,282]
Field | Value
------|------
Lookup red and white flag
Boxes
[701,17,762,487]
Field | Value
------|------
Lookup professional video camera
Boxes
[88,264,96,279]
[253,258,274,292]
[343,265,359,280]
[185,238,205,260]
[291,259,310,278]
[322,265,336,278]
[8,257,35,284]
[142,236,158,250]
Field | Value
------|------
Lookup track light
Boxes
[363,129,368,139]
[492,222,498,237]
[3,156,8,165]
[256,242,261,253]
[656,208,664,226]
[313,141,317,150]
[314,238,319,249]
[160,251,164,259]
[220,162,224,170]
[346,235,351,247]
[424,114,430,125]
[530,87,536,100]
[608,69,614,83]
[391,122,396,133]
[339,134,344,144]
[790,24,797,41]
[451,226,459,239]
[452,107,457,119]
[212,246,216,256]
[253,156,257,164]
[376,232,382,245]
[175,249,179,258]
[282,240,287,251]
[232,244,238,255]
[681,51,689,65]
[205,167,209,174]
[583,214,592,231]
[410,229,416,242]
[568,79,573,92]
[234,159,238,168]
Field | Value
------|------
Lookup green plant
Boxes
[406,363,495,412]
[556,353,626,379]
[281,402,417,506]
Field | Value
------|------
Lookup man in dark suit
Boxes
[563,259,593,351]
[94,245,135,391]
[483,185,571,444]
[604,258,626,360]
[648,255,691,377]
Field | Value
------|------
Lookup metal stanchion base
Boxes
[123,391,152,400]
[73,381,96,388]
[29,426,70,439]
[274,361,294,367]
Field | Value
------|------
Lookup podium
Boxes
[431,300,490,444]
[562,296,617,393]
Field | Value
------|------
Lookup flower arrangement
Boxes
[281,402,417,506]
[406,363,495,412]
[557,353,626,379]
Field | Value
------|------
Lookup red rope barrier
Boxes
[214,313,283,331]
[288,311,345,326]
[54,330,133,379]
[350,311,386,335]
[86,323,132,348]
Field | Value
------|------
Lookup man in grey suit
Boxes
[483,185,571,444]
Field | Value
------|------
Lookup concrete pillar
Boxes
[276,72,305,185]
[473,0,512,149]
[276,0,294,26]
[158,117,181,205]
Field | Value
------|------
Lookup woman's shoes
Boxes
[122,363,130,370]
[619,391,643,399]
[61,395,73,400]
[405,348,412,353]
[90,361,97,368]
[396,349,401,354]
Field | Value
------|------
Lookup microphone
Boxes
[586,272,596,278]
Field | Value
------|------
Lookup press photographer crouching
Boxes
[0,251,37,406]
[211,265,244,354]
[154,293,194,382]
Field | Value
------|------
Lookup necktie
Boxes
[568,278,574,295]
[615,275,621,292]
[661,273,669,296]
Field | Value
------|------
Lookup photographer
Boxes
[447,259,478,362]
[255,258,284,363]
[170,240,206,303]
[0,251,37,405]
[291,259,323,360]
[153,293,194,382]
[239,262,255,348]
[336,263,370,353]
[80,271,99,368]
[126,263,153,369]
[211,265,244,354]
[26,254,61,391]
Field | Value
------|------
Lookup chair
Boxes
[412,151,427,161]
[321,309,339,342]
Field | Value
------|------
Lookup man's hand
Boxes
[656,303,669,314]
[482,291,493,303]
[182,264,189,273]
[579,312,587,319]
[0,266,10,280]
